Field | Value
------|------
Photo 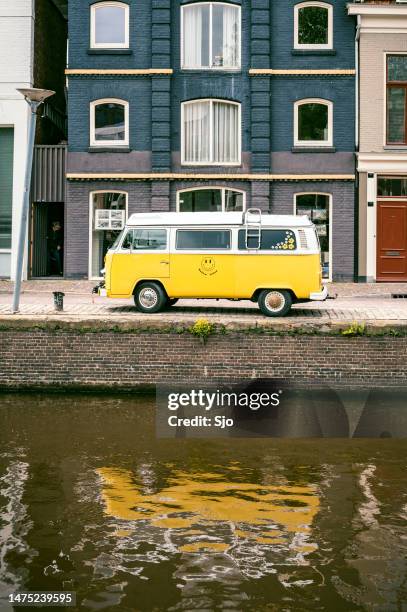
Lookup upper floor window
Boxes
[182,99,241,165]
[294,99,333,147]
[181,3,241,70]
[387,55,407,145]
[91,2,129,49]
[294,2,333,50]
[90,99,129,147]
[177,188,245,212]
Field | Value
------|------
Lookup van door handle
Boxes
[160,260,169,264]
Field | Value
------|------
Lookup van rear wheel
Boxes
[258,289,292,317]
[134,282,167,313]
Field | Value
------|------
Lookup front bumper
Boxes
[92,281,107,297]
[309,286,328,301]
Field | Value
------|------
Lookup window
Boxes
[377,177,407,197]
[177,188,245,212]
[122,228,167,250]
[295,193,331,279]
[387,55,407,144]
[181,2,240,69]
[294,99,333,147]
[294,2,332,50]
[91,2,129,49]
[176,230,231,250]
[90,99,129,147]
[0,128,14,250]
[238,229,297,251]
[182,99,241,164]
[90,192,127,278]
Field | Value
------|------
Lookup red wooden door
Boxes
[377,201,407,281]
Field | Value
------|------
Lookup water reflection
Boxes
[0,394,406,611]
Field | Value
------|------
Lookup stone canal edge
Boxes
[0,316,406,391]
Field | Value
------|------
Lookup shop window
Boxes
[90,99,129,147]
[182,3,240,69]
[182,99,241,164]
[90,192,127,278]
[177,188,245,212]
[294,99,333,147]
[294,2,333,50]
[387,56,407,144]
[91,2,129,49]
[0,128,14,250]
[295,193,331,279]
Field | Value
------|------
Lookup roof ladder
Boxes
[244,208,262,250]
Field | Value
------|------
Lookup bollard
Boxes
[53,291,65,312]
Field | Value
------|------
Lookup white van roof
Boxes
[126,212,313,227]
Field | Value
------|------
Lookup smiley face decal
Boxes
[199,256,218,276]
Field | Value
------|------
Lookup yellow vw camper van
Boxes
[99,209,327,317]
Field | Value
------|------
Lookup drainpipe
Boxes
[355,15,361,151]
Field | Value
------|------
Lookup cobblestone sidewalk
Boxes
[0,280,406,324]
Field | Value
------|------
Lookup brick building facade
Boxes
[66,0,356,281]
[348,1,407,283]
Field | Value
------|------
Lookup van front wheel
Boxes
[258,289,292,317]
[134,282,167,313]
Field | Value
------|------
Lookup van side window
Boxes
[176,230,231,250]
[122,228,167,250]
[238,229,297,250]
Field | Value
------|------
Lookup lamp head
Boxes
[17,88,55,105]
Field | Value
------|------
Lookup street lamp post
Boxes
[12,88,55,314]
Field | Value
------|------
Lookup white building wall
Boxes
[0,0,34,279]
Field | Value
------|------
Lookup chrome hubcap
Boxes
[139,288,158,309]
[265,291,285,312]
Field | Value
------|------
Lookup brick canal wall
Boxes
[0,323,406,389]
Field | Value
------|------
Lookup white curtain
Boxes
[222,5,239,68]
[183,101,210,163]
[213,101,239,163]
[184,100,239,164]
[183,5,202,68]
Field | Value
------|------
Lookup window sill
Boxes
[88,146,131,153]
[292,146,336,153]
[291,49,336,56]
[87,49,133,55]
[180,67,241,73]
[384,145,407,150]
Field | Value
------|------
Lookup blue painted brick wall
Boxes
[271,0,355,69]
[271,76,355,152]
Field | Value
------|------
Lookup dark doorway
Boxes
[30,202,64,277]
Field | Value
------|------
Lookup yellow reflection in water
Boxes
[97,467,319,553]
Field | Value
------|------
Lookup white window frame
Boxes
[181,2,241,70]
[294,2,333,50]
[181,98,241,165]
[90,1,129,49]
[90,98,129,147]
[294,192,332,281]
[294,98,333,147]
[89,190,128,280]
[176,186,246,212]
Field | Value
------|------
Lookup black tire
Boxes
[166,298,179,307]
[134,282,167,313]
[258,289,292,317]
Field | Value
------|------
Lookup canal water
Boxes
[0,393,406,611]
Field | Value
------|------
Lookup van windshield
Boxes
[110,229,125,251]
